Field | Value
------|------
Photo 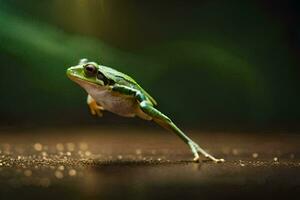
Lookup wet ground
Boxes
[0,127,299,200]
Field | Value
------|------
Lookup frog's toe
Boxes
[92,108,103,117]
[216,158,225,163]
[203,154,225,163]
[89,103,104,117]
[193,155,200,162]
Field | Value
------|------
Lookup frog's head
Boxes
[67,59,110,88]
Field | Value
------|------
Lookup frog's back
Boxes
[100,65,157,106]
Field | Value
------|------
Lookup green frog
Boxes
[67,59,224,163]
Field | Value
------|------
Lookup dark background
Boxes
[0,0,299,131]
[0,2,300,200]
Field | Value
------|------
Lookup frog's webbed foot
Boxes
[188,141,225,163]
[87,95,104,117]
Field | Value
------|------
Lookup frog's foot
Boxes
[88,101,104,117]
[188,141,225,163]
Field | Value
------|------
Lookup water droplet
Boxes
[68,169,77,176]
[252,153,258,158]
[34,143,43,151]
[56,143,64,151]
[232,149,239,155]
[54,170,64,179]
[135,149,142,155]
[85,151,91,156]
[24,169,32,176]
[41,151,47,157]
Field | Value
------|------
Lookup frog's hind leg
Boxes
[139,101,224,163]
[111,84,224,162]
[87,95,104,117]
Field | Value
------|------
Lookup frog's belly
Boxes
[89,89,138,117]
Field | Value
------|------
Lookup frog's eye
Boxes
[84,64,97,76]
[97,71,109,85]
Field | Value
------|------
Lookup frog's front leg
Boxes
[111,85,224,163]
[87,95,104,117]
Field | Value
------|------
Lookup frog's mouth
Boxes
[67,73,95,86]
[67,70,84,82]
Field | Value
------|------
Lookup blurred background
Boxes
[0,0,299,131]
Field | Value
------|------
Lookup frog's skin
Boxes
[67,59,224,163]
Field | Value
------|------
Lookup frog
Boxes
[66,59,224,163]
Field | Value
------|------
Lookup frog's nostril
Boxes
[66,68,74,77]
